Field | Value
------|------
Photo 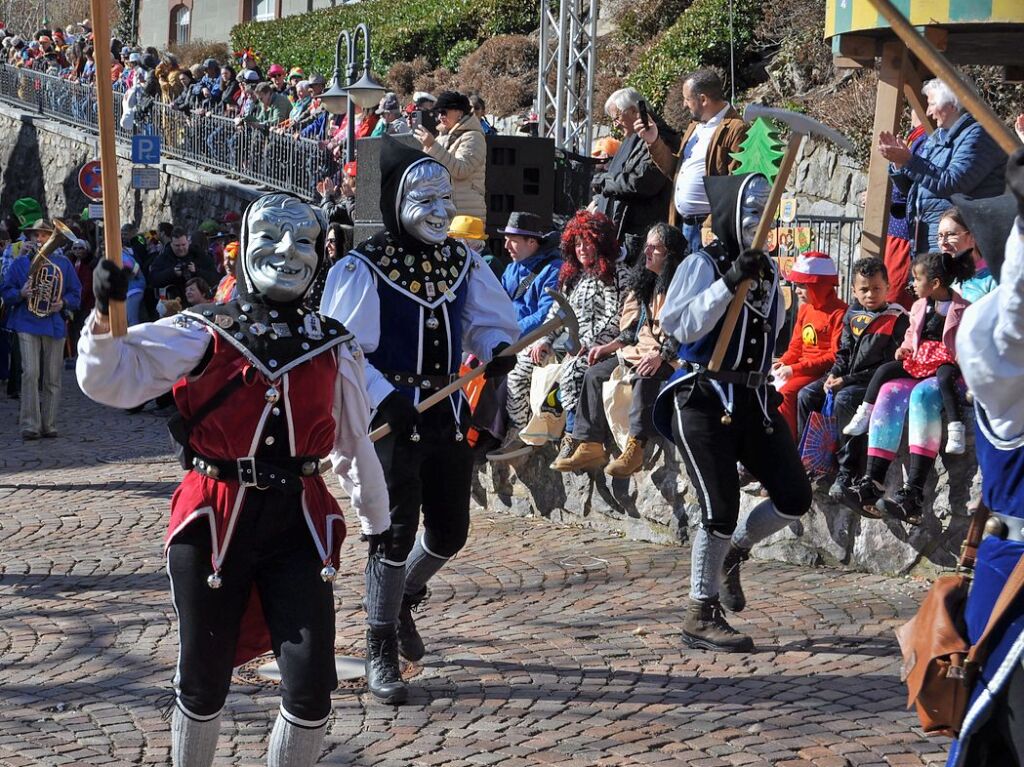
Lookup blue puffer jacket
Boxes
[893,113,1006,247]
[500,247,563,337]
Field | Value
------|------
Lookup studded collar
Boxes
[180,299,353,381]
[351,231,471,309]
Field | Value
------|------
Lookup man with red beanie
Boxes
[771,251,847,439]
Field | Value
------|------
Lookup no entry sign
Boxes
[78,160,103,200]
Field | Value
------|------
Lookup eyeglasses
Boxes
[936,230,968,241]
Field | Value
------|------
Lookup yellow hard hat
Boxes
[448,215,487,241]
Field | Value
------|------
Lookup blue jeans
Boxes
[682,219,706,255]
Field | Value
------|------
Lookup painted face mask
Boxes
[240,193,322,303]
[398,161,457,245]
[738,175,771,250]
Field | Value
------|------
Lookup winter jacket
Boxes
[778,292,848,379]
[0,252,81,338]
[893,113,1006,247]
[148,245,220,301]
[616,291,677,368]
[829,301,910,387]
[899,291,970,360]
[500,246,563,336]
[423,114,487,218]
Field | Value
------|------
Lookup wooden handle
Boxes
[866,0,1022,155]
[90,0,128,337]
[708,132,803,372]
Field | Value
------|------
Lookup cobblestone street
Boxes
[0,371,947,767]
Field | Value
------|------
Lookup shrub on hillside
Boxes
[387,57,433,99]
[608,0,694,48]
[168,41,232,70]
[457,35,538,116]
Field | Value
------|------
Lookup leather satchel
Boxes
[896,503,1024,736]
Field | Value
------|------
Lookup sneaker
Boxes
[945,421,966,455]
[882,485,924,526]
[486,427,535,462]
[552,440,607,472]
[548,435,579,471]
[682,597,754,653]
[828,470,854,502]
[842,402,874,436]
[842,476,884,518]
[605,436,646,478]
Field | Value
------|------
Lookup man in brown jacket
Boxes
[641,70,747,254]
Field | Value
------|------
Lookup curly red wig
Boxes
[558,210,620,288]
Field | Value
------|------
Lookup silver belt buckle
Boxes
[237,456,262,489]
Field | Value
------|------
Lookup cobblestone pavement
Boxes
[0,371,947,767]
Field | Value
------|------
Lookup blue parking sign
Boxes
[132,134,161,164]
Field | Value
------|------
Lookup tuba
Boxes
[27,219,74,318]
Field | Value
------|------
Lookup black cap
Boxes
[433,90,471,115]
[498,211,551,239]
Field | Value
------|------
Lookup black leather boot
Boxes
[720,545,750,612]
[397,587,427,662]
[365,628,407,704]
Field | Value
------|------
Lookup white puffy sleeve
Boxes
[76,313,212,409]
[660,254,732,344]
[959,221,1024,441]
[461,253,520,360]
[319,255,394,408]
[330,339,391,535]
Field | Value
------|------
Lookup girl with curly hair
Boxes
[526,210,633,467]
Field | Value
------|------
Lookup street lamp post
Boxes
[320,23,386,166]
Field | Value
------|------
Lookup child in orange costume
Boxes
[771,251,848,438]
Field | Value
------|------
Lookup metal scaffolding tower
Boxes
[536,0,598,156]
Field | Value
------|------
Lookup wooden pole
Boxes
[865,0,1023,155]
[89,0,128,336]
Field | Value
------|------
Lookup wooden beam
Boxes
[859,41,906,261]
[834,56,867,70]
[838,34,879,61]
[902,55,935,135]
[923,27,948,52]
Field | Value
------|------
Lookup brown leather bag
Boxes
[897,503,1024,736]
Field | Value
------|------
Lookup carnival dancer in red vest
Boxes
[77,193,390,767]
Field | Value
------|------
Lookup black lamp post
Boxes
[320,23,386,165]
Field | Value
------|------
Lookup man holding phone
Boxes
[589,88,678,266]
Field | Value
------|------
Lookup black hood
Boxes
[236,192,327,310]
[378,135,449,250]
[704,173,768,256]
[950,191,1016,282]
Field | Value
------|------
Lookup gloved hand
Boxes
[92,258,131,314]
[1007,148,1024,218]
[377,390,421,439]
[484,341,516,378]
[362,527,392,559]
[723,248,768,293]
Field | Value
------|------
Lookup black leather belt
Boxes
[381,370,458,391]
[696,367,766,389]
[983,511,1024,543]
[680,214,707,225]
[192,454,320,494]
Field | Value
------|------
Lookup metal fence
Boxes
[0,64,334,200]
[771,214,864,304]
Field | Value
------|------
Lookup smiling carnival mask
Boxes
[398,161,456,245]
[240,193,325,304]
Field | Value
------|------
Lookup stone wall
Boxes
[0,101,259,236]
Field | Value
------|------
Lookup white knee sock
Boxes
[689,527,731,601]
[732,499,797,550]
[266,709,328,767]
[171,704,221,767]
[403,536,450,597]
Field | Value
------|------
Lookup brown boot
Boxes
[548,435,579,470]
[552,441,607,472]
[682,597,754,652]
[720,545,750,613]
[604,436,646,478]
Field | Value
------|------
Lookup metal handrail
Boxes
[0,64,334,201]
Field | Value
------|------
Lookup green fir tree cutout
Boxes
[729,117,786,184]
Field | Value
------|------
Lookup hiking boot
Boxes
[365,628,407,704]
[552,440,606,472]
[605,436,646,478]
[883,485,924,526]
[548,435,579,470]
[828,470,854,503]
[720,545,751,613]
[944,421,966,455]
[397,588,427,662]
[486,427,535,462]
[842,476,884,518]
[842,402,874,436]
[682,597,754,653]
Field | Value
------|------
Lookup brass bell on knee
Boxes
[409,428,421,443]
[721,412,733,426]
[984,515,1007,538]
[320,565,337,583]
[207,572,223,589]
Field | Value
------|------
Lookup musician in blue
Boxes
[947,152,1024,767]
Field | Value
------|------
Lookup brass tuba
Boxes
[27,219,74,318]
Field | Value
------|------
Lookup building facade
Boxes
[139,0,348,49]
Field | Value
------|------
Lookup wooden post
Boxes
[89,0,128,336]
[858,41,906,261]
[902,55,934,135]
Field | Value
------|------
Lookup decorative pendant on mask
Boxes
[426,312,440,331]
[320,564,337,583]
[454,428,464,442]
[409,427,421,443]
[207,572,223,589]
[249,322,268,337]
[265,386,280,404]
[304,313,323,340]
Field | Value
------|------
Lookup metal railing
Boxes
[0,64,335,200]
[771,214,864,304]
